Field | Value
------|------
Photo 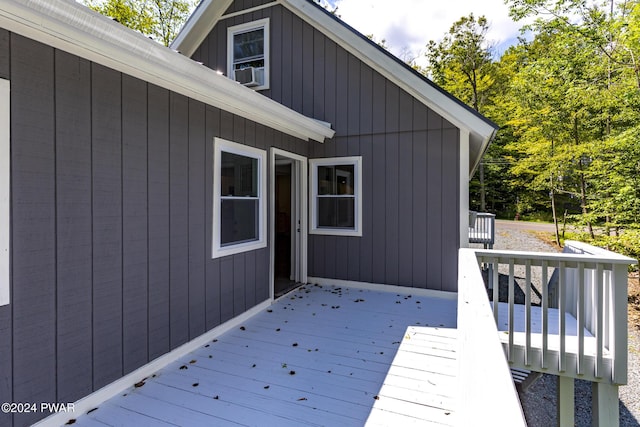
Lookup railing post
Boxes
[558,376,575,427]
[592,382,619,427]
[612,263,628,384]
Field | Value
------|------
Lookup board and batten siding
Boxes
[193,2,460,291]
[0,31,307,427]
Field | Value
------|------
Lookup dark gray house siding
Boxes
[0,31,306,427]
[192,2,461,291]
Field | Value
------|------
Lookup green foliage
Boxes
[84,0,195,46]
[425,14,495,113]
[421,0,640,249]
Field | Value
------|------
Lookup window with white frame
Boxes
[227,18,269,90]
[212,138,267,258]
[310,157,362,236]
[0,79,10,306]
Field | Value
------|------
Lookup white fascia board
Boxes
[0,0,334,143]
[171,0,233,57]
[281,0,496,168]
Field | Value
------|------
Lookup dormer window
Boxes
[227,18,270,91]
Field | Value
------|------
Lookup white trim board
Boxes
[308,156,363,237]
[459,129,470,250]
[33,299,273,427]
[0,0,334,144]
[211,137,268,258]
[307,277,458,301]
[0,79,9,307]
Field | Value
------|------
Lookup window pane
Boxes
[221,199,258,246]
[335,164,354,195]
[317,166,335,195]
[318,197,355,228]
[317,165,354,195]
[220,151,258,197]
[233,29,264,63]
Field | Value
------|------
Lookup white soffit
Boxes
[171,0,233,57]
[0,0,334,143]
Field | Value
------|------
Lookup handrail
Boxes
[474,244,636,384]
[458,249,526,426]
[468,212,495,248]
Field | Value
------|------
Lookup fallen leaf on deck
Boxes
[134,381,145,388]
[297,397,307,401]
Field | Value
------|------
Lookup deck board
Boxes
[72,284,458,426]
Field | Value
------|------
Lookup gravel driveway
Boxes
[475,220,640,427]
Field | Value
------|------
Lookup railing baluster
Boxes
[471,247,635,387]
[559,261,566,373]
[595,263,603,379]
[492,259,499,324]
[508,260,515,363]
[525,260,531,366]
[541,260,549,370]
[577,262,585,375]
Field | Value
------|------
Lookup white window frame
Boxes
[309,156,362,237]
[227,18,270,91]
[0,79,9,306]
[212,137,267,259]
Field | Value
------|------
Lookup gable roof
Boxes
[0,0,335,144]
[172,0,498,176]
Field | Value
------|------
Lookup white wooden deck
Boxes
[71,284,458,427]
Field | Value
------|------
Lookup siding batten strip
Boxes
[541,260,548,369]
[0,78,9,307]
[525,260,531,366]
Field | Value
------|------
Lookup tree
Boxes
[425,14,499,212]
[504,0,640,243]
[83,0,195,46]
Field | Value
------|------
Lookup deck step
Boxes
[511,368,542,392]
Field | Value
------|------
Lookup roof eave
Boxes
[171,0,232,57]
[0,0,334,143]
[282,0,497,130]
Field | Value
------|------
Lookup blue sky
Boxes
[321,0,526,66]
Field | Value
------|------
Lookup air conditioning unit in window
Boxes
[234,67,264,87]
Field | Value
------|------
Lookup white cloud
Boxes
[331,0,525,67]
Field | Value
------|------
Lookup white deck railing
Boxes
[458,249,527,427]
[473,243,636,385]
[468,212,495,249]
